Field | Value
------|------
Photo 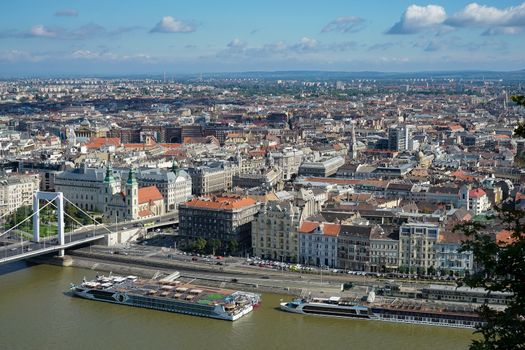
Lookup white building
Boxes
[138,161,192,212]
[298,221,340,268]
[398,222,440,274]
[55,164,189,213]
[270,148,303,181]
[468,188,490,215]
[0,173,40,217]
[252,200,301,262]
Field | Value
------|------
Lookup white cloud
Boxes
[150,16,196,33]
[387,4,447,34]
[446,3,525,27]
[292,37,318,50]
[29,25,57,38]
[322,16,366,33]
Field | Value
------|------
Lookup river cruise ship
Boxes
[280,294,483,329]
[71,275,260,321]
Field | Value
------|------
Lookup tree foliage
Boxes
[453,94,525,349]
[512,95,525,138]
[456,207,525,350]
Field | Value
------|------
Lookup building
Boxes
[233,167,282,190]
[270,148,303,181]
[298,156,345,177]
[398,222,440,274]
[138,161,192,212]
[338,224,378,271]
[55,166,108,212]
[137,186,165,219]
[18,161,65,191]
[55,164,187,214]
[251,189,322,262]
[0,173,40,217]
[468,188,490,215]
[188,166,233,195]
[435,239,473,275]
[388,124,413,152]
[178,195,259,250]
[298,221,340,267]
[369,228,399,273]
[251,200,301,262]
[104,167,140,222]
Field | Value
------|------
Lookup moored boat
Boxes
[71,274,260,321]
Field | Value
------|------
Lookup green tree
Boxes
[453,95,525,350]
[193,237,206,253]
[455,209,525,350]
[206,239,222,255]
[226,240,239,255]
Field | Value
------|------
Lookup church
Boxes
[103,165,165,222]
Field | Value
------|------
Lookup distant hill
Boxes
[193,69,525,81]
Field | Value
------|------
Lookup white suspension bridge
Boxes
[0,191,179,265]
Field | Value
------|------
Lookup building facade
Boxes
[179,195,259,250]
[298,221,340,267]
[252,200,300,262]
[0,173,40,217]
[398,222,440,274]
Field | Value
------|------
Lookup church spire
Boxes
[127,166,137,186]
[104,163,114,183]
[171,159,179,176]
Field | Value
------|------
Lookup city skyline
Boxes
[0,0,524,76]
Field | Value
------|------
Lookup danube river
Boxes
[0,262,473,350]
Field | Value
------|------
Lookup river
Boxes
[0,262,474,350]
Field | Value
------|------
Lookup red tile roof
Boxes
[138,186,163,204]
[323,223,341,237]
[299,221,320,233]
[298,221,340,237]
[183,196,256,210]
[469,188,486,198]
[85,137,121,149]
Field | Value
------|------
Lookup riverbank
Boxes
[31,253,345,296]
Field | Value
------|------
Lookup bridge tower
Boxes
[32,191,65,256]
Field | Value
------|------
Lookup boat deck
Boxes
[82,275,248,307]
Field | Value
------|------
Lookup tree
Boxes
[455,209,525,350]
[207,239,222,255]
[193,237,206,253]
[427,265,436,276]
[453,95,525,350]
[226,240,239,255]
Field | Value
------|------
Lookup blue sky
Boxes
[0,0,524,75]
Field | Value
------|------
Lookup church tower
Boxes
[103,163,118,209]
[171,159,180,177]
[126,167,139,220]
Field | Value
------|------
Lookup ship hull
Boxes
[72,287,253,321]
[280,301,481,329]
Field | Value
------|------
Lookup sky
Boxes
[0,0,524,76]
